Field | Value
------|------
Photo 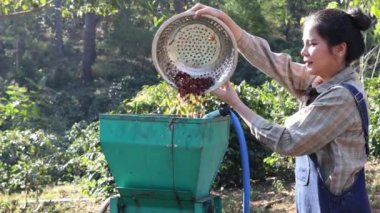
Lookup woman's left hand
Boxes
[211,81,241,107]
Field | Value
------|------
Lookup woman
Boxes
[190,3,372,213]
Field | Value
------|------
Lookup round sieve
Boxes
[152,11,238,95]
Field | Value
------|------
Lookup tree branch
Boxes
[0,0,54,19]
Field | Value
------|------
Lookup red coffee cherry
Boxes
[174,71,214,97]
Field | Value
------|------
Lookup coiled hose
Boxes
[203,106,250,213]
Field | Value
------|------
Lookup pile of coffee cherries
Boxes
[174,71,214,97]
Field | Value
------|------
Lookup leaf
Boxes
[21,4,29,11]
[3,0,10,6]
[371,5,380,17]
[326,2,339,9]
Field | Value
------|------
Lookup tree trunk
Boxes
[82,12,99,83]
[54,0,64,55]
[16,34,25,73]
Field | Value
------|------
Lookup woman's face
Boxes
[300,22,345,80]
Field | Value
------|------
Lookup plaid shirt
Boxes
[237,30,369,195]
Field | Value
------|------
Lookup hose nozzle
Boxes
[202,104,231,119]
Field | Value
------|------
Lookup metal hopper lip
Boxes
[152,11,238,93]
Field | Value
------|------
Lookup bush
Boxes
[0,83,39,130]
[0,129,62,196]
[365,77,380,157]
[65,121,116,198]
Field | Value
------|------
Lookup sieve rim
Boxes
[151,11,238,93]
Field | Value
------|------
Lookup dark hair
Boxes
[305,8,372,65]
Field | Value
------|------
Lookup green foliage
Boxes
[365,77,380,157]
[0,0,49,16]
[0,0,118,17]
[238,81,298,123]
[0,129,61,197]
[346,0,380,38]
[119,82,219,117]
[65,121,116,197]
[0,12,82,87]
[93,12,159,86]
[221,0,269,37]
[103,13,154,60]
[0,83,39,130]
[35,88,87,131]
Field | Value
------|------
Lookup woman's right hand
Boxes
[188,3,243,41]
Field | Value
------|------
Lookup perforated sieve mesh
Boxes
[152,11,238,93]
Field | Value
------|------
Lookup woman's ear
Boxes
[333,42,347,57]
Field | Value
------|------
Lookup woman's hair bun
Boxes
[348,8,372,31]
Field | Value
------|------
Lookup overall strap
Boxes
[340,82,369,155]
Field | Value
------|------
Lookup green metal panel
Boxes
[109,195,222,213]
[99,114,230,200]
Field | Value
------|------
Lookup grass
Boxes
[0,184,101,213]
[214,178,296,212]
[1,160,379,213]
[217,159,380,213]
[366,158,380,211]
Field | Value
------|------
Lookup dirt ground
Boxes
[1,160,379,213]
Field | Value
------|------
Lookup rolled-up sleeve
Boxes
[249,113,286,150]
[237,30,312,100]
[250,87,358,156]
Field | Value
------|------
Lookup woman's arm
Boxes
[238,31,313,99]
[213,82,359,156]
[190,3,315,99]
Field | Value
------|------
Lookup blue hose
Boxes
[230,111,250,213]
[203,108,251,212]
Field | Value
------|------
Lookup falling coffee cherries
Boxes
[174,71,214,97]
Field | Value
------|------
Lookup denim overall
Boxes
[295,83,371,213]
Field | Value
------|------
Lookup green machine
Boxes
[99,114,230,213]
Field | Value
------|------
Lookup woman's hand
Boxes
[211,81,241,107]
[188,3,243,41]
[211,81,257,127]
[188,3,223,19]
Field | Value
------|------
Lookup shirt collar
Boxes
[315,67,357,93]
